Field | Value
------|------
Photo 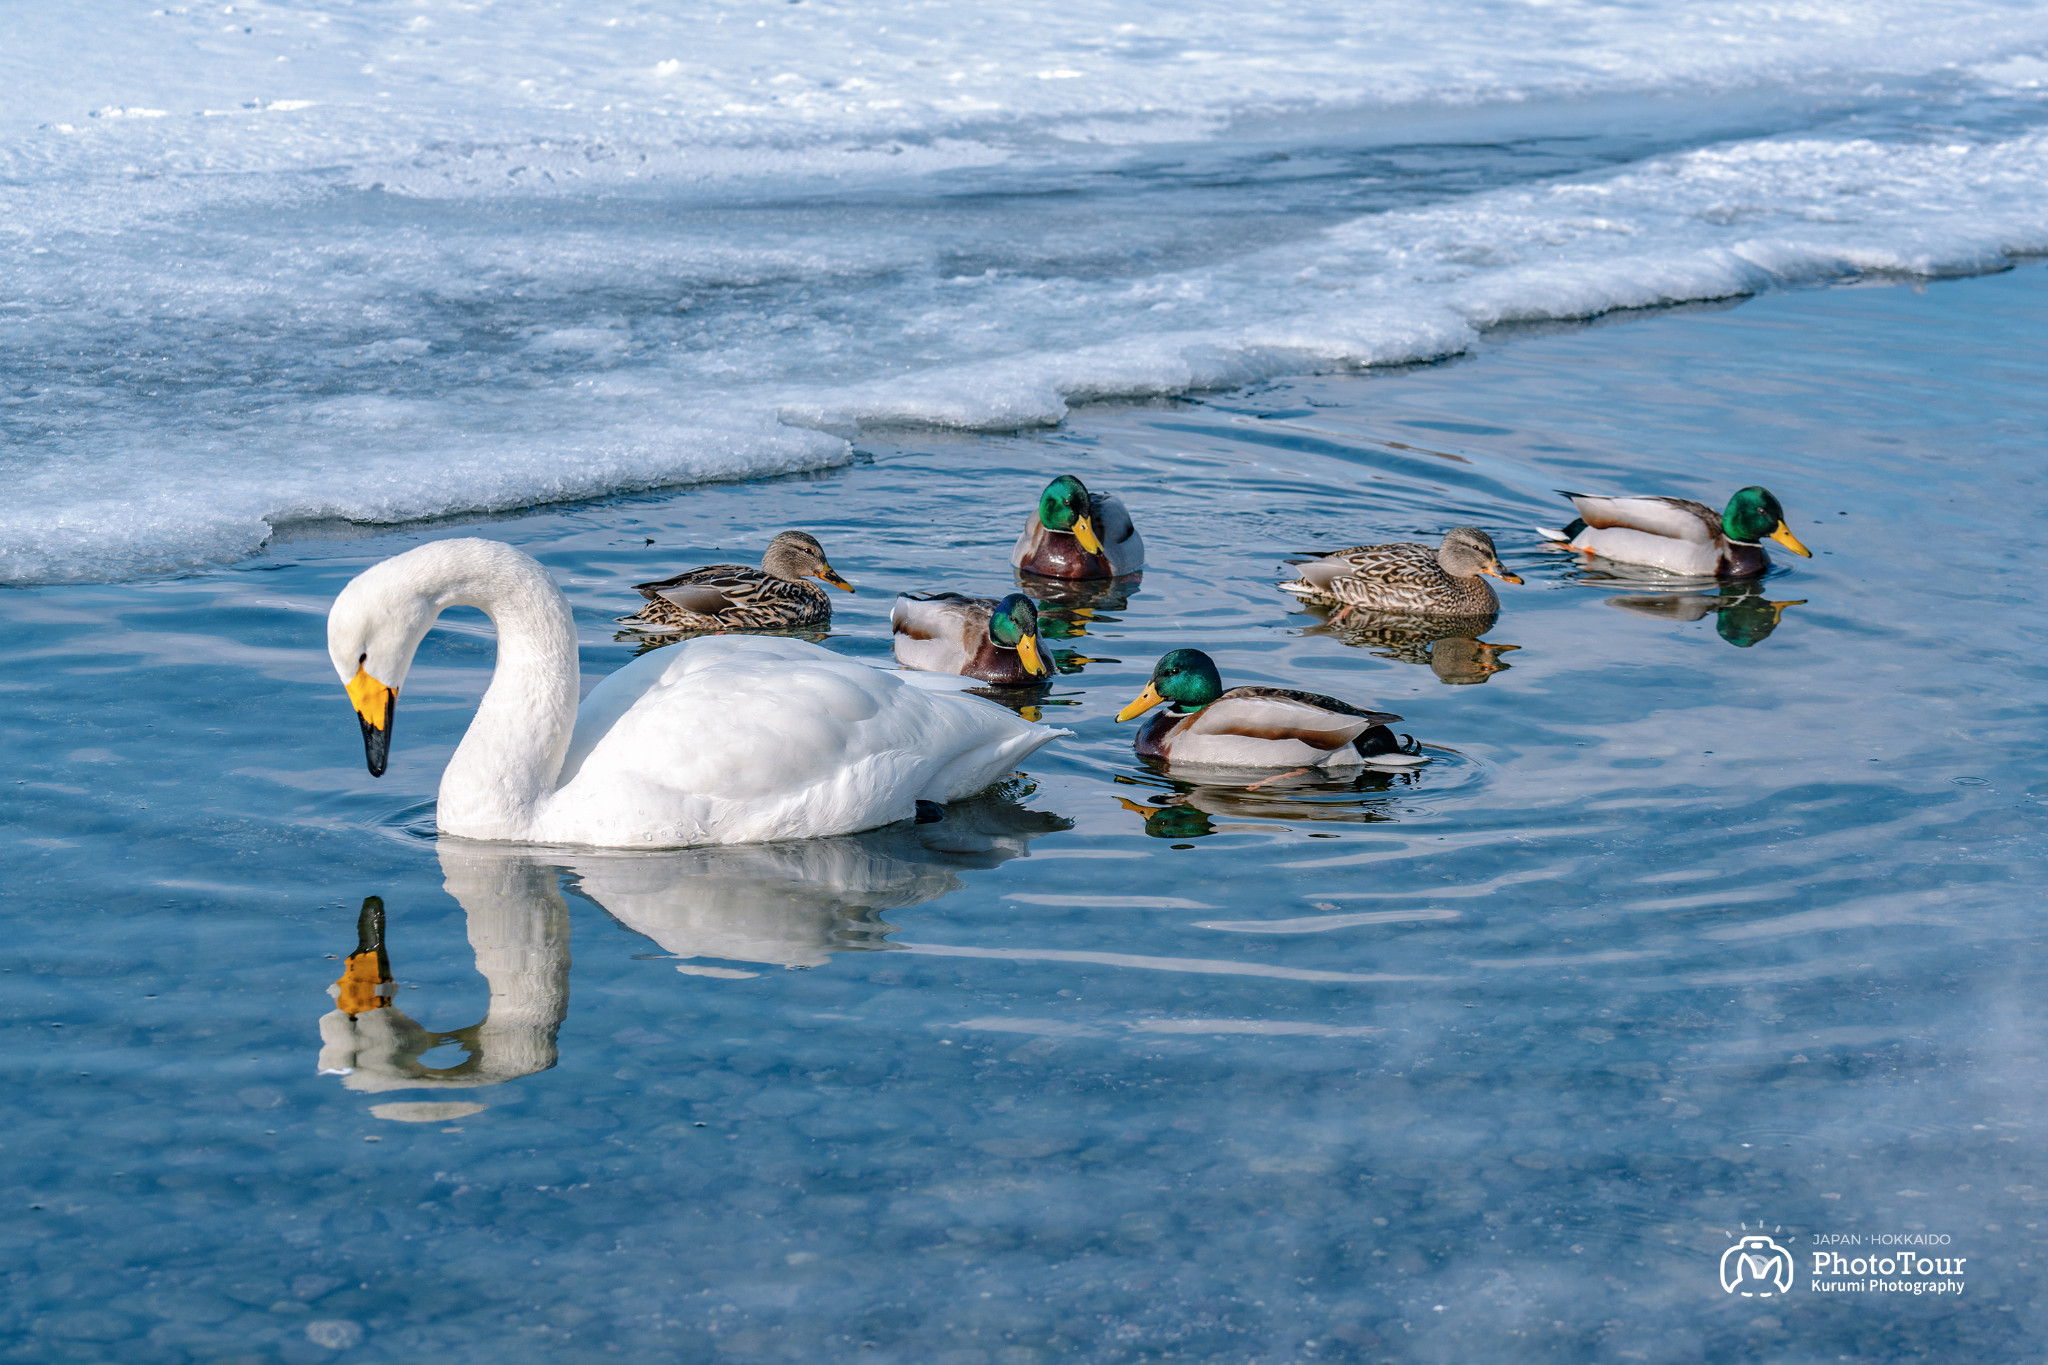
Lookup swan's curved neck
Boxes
[432,558,581,840]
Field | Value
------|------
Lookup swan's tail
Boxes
[923,722,1070,804]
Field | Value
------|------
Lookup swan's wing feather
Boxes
[893,668,983,695]
[558,637,1064,845]
[1564,493,1721,544]
[564,635,840,784]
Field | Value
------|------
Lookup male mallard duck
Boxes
[1114,648,1423,769]
[891,592,1051,686]
[1011,475,1144,579]
[618,531,853,632]
[329,539,1065,847]
[1281,527,1521,620]
[1536,487,1811,577]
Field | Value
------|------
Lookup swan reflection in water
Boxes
[317,796,1070,1094]
[317,856,571,1097]
[1113,764,1421,840]
[562,796,1071,972]
[1601,583,1805,647]
[1293,603,1519,686]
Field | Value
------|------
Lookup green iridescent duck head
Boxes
[1715,589,1807,648]
[1722,488,1811,557]
[1117,797,1215,840]
[1037,475,1105,554]
[987,593,1048,677]
[1116,648,1224,722]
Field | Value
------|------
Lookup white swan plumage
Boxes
[326,538,1067,848]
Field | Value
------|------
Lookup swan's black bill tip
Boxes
[357,703,393,777]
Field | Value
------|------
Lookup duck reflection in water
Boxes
[1012,568,1138,678]
[1602,583,1806,647]
[318,796,1069,1090]
[1295,602,1520,685]
[1114,766,1417,840]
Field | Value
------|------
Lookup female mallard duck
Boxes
[1280,527,1521,620]
[1011,474,1144,579]
[618,531,852,632]
[1114,648,1423,769]
[328,539,1065,848]
[891,592,1051,686]
[1536,487,1811,577]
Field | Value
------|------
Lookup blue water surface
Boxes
[4,265,2046,1362]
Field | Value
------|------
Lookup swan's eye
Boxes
[359,653,367,665]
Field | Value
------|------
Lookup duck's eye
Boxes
[358,652,367,665]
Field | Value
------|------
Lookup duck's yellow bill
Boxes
[1485,565,1525,584]
[1116,681,1165,722]
[1072,515,1105,555]
[346,665,396,778]
[1016,632,1048,678]
[1768,522,1812,557]
[816,565,856,592]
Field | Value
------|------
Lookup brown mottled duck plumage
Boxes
[618,531,853,633]
[1280,527,1520,618]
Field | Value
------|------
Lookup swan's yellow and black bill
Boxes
[346,665,396,777]
[1769,522,1813,557]
[334,895,393,1016]
[817,565,856,592]
[1016,632,1048,678]
[1116,681,1166,722]
[1072,515,1105,555]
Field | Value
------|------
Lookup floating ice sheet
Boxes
[5,1,2048,579]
